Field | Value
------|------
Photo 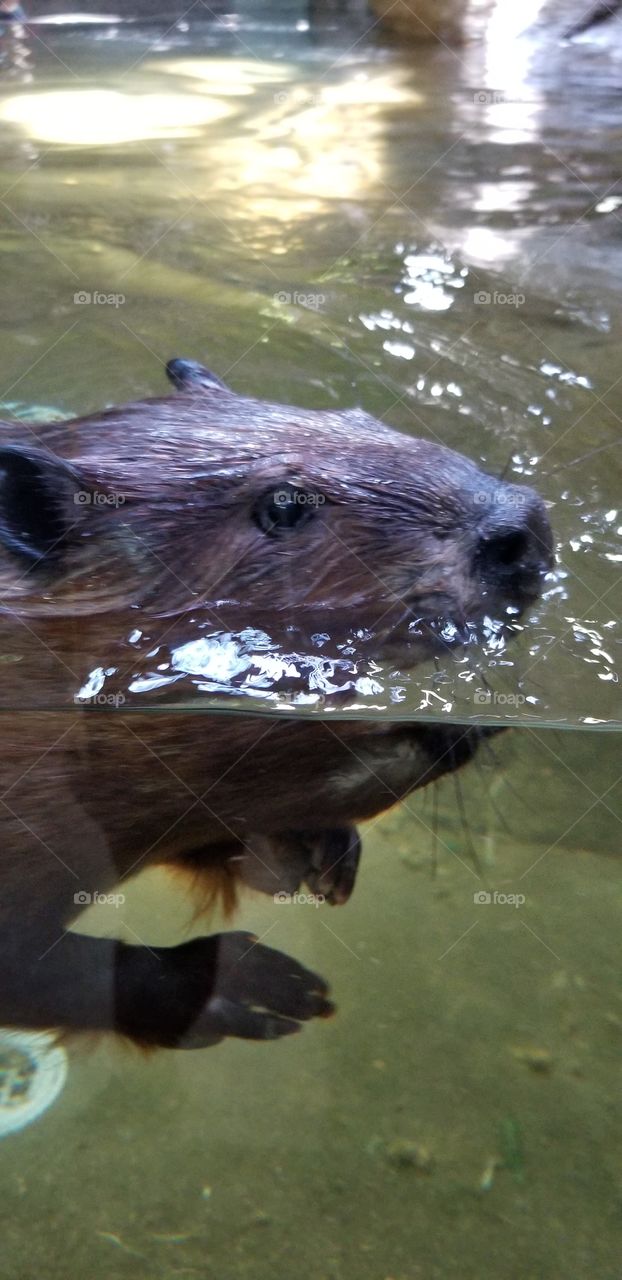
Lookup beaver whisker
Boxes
[497,451,516,482]
[539,437,621,477]
[470,748,512,838]
[431,781,440,880]
[452,765,484,879]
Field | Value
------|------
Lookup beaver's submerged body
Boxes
[0,359,552,1048]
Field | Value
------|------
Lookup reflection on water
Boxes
[0,60,420,214]
[0,87,236,143]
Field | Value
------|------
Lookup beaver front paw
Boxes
[115,931,333,1049]
[176,932,334,1048]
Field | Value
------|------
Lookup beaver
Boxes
[0,358,553,1049]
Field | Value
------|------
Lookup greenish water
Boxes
[0,5,620,1278]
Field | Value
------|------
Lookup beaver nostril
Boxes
[483,529,530,568]
[473,483,554,603]
[474,520,550,598]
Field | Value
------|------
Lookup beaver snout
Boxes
[473,482,553,606]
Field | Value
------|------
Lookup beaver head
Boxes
[0,358,553,703]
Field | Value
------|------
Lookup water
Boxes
[0,5,620,725]
[0,4,620,1277]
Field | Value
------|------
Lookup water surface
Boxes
[0,1,620,726]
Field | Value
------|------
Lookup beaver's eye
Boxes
[253,484,319,535]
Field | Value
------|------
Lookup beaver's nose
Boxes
[473,483,553,603]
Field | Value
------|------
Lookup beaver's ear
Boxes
[0,445,85,562]
[166,357,229,394]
